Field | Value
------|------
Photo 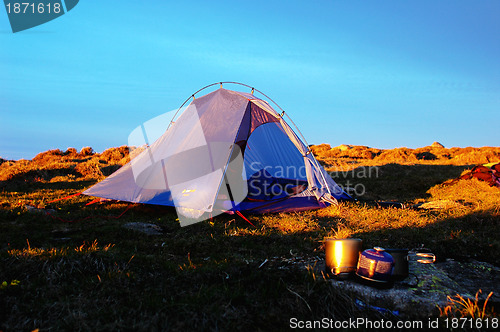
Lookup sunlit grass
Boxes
[339,203,432,229]
[428,178,500,215]
[259,212,320,234]
[8,239,69,258]
[8,239,115,258]
[74,239,115,253]
[439,290,495,319]
[328,223,354,239]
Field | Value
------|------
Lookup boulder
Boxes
[334,144,353,152]
[431,142,445,149]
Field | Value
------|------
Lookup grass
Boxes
[0,144,499,330]
[439,290,495,319]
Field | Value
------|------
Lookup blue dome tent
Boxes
[83,83,350,225]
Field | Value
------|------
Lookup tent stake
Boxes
[235,210,255,227]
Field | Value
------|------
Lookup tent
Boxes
[83,83,350,225]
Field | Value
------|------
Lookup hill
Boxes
[311,143,500,171]
[2,144,499,192]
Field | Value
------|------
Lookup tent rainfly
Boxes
[84,84,350,225]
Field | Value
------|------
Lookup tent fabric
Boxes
[83,88,350,218]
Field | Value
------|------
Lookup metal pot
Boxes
[385,248,409,280]
[324,238,362,279]
[356,247,394,283]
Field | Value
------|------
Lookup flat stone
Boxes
[245,252,499,318]
[416,200,465,210]
[322,256,499,318]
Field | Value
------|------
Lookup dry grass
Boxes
[428,178,500,211]
[312,143,500,172]
[7,239,115,258]
[0,146,131,186]
[0,144,499,330]
[259,213,320,234]
[439,290,495,319]
[328,223,353,239]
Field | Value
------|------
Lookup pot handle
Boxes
[416,252,436,264]
[409,248,436,264]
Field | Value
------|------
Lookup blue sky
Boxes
[1,0,499,160]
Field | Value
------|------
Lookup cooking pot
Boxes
[324,238,362,279]
[385,248,409,280]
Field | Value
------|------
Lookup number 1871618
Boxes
[5,2,62,14]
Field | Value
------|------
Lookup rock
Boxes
[416,200,465,210]
[431,142,445,149]
[334,144,353,151]
[437,259,500,303]
[64,148,78,156]
[311,255,499,318]
[25,205,56,214]
[79,147,94,156]
[123,222,163,235]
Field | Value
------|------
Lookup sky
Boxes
[1,0,499,160]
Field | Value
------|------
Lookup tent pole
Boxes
[169,81,337,198]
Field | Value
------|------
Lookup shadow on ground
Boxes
[332,163,471,201]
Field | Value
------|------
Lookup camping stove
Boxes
[356,247,394,283]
